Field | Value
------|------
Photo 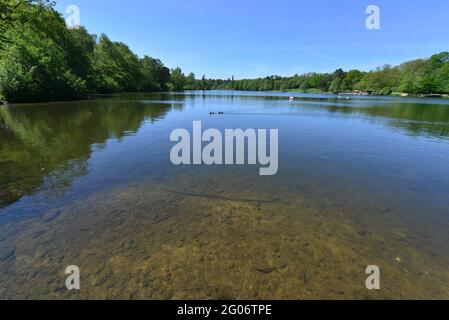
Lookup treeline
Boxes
[178,53,449,95]
[0,0,172,102]
[1,1,448,103]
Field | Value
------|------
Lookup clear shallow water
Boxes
[1,91,449,299]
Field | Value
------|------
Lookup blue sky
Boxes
[55,0,449,79]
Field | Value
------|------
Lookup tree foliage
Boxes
[0,1,448,102]
[0,1,171,102]
[0,1,90,102]
[176,53,448,96]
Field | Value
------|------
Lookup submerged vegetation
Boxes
[1,1,449,102]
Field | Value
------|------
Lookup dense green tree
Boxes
[0,1,88,102]
[341,70,365,92]
[184,72,197,90]
[0,0,30,44]
[140,56,170,91]
[327,69,345,93]
[356,65,401,95]
[397,59,427,94]
[424,52,449,94]
[435,62,449,93]
[170,67,186,91]
[90,35,142,93]
[0,1,172,101]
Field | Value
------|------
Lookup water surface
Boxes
[1,91,449,299]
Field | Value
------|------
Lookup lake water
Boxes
[1,91,449,299]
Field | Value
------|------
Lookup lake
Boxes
[1,91,449,299]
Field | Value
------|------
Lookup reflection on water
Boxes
[0,95,172,208]
[1,91,449,299]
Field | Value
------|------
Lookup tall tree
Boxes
[170,68,186,91]
[0,0,88,102]
[140,56,170,91]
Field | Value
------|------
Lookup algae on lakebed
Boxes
[0,170,448,299]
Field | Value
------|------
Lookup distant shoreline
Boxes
[2,90,449,106]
